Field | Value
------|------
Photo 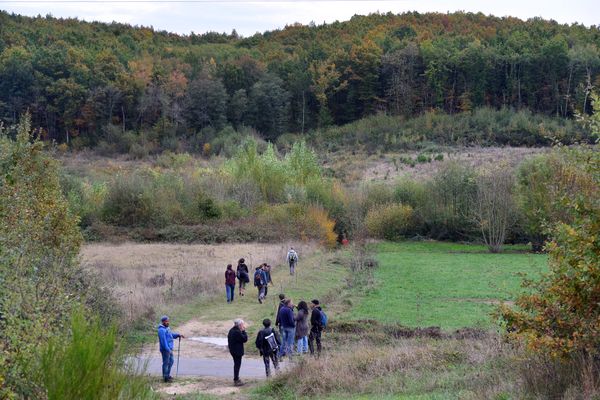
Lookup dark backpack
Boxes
[264,330,278,353]
[254,271,263,287]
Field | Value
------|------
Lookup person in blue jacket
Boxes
[157,315,185,382]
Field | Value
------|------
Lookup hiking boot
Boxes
[164,376,173,383]
[234,379,245,386]
[258,297,263,304]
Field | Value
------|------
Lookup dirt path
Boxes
[138,245,346,397]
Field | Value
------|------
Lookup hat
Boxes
[311,299,320,305]
[160,315,169,322]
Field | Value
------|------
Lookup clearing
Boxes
[347,241,547,329]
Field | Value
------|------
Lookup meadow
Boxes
[348,242,548,329]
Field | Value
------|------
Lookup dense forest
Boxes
[0,11,599,147]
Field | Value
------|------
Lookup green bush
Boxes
[420,162,477,240]
[42,309,155,400]
[0,115,117,397]
[155,151,194,169]
[309,107,590,152]
[101,173,154,227]
[365,203,416,240]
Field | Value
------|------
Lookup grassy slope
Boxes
[348,241,547,330]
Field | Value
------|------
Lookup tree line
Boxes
[0,11,599,146]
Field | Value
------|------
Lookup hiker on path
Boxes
[286,247,298,275]
[277,299,296,359]
[236,258,249,297]
[157,315,184,383]
[227,319,248,386]
[225,264,236,303]
[275,293,286,335]
[263,264,273,296]
[295,301,310,354]
[253,265,268,304]
[309,299,324,356]
[255,318,281,377]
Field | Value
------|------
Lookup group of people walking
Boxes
[226,294,326,386]
[226,247,298,304]
[158,246,324,386]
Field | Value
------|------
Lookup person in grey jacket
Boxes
[295,301,310,354]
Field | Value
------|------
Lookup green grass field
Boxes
[349,241,547,330]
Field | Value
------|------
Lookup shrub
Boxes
[302,206,337,248]
[196,192,222,220]
[0,115,115,397]
[365,203,415,240]
[416,153,431,163]
[155,151,194,169]
[42,309,155,400]
[101,173,154,227]
[309,107,590,152]
[362,183,394,211]
[501,147,599,358]
[420,161,477,240]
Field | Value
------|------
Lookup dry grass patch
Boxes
[81,242,316,326]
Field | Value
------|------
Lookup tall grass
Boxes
[41,310,155,400]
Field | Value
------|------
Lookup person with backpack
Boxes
[263,264,273,296]
[286,247,298,275]
[254,318,281,377]
[309,299,325,356]
[236,258,249,297]
[253,265,268,304]
[277,299,296,359]
[225,264,236,303]
[227,318,248,386]
[295,301,310,354]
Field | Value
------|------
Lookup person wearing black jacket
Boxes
[309,299,323,356]
[274,293,286,333]
[227,319,248,386]
[255,318,281,377]
[236,259,249,296]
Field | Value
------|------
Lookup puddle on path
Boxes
[189,336,228,346]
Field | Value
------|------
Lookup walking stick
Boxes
[175,337,181,378]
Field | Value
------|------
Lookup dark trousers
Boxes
[309,329,322,356]
[262,352,279,377]
[160,350,174,379]
[232,355,242,381]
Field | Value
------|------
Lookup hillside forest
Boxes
[0,10,599,150]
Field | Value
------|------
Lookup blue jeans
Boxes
[160,350,174,379]
[296,336,308,353]
[279,327,296,358]
[226,284,235,302]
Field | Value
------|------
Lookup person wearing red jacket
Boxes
[225,264,236,303]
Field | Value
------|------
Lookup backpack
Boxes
[289,251,298,263]
[264,331,278,353]
[254,270,263,287]
[320,310,328,328]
